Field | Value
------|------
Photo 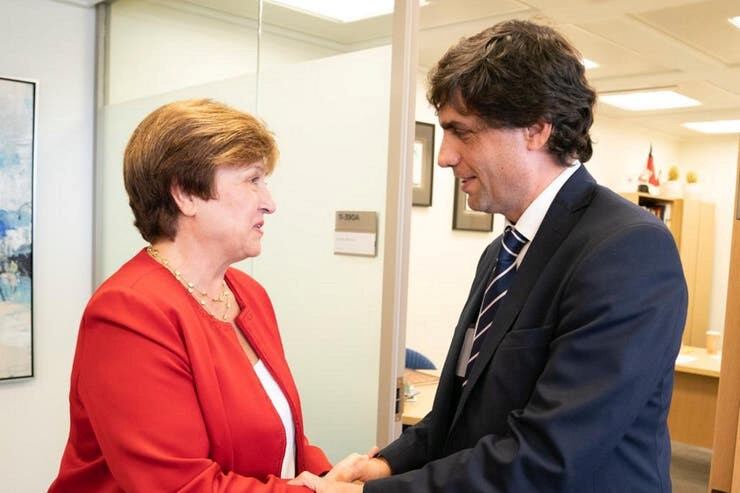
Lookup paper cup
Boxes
[706,331,722,355]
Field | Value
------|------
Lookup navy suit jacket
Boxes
[365,166,687,492]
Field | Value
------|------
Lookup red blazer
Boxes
[50,250,330,492]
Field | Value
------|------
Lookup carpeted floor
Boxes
[671,442,711,493]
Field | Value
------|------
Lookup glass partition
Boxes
[254,2,395,461]
[98,0,398,462]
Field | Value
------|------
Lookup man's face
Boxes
[437,104,534,222]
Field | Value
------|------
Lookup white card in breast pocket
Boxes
[456,327,476,377]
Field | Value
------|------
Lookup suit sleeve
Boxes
[366,223,687,492]
[379,404,438,473]
[75,287,313,493]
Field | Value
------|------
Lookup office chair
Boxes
[405,348,436,370]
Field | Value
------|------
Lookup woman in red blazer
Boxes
[49,99,331,492]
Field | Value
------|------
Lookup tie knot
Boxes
[501,226,528,259]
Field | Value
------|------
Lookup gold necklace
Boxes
[147,246,232,321]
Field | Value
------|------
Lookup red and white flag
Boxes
[645,144,660,186]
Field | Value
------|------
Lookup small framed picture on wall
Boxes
[452,178,494,232]
[412,121,435,206]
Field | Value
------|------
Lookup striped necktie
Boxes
[463,226,528,385]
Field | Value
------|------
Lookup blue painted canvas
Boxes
[0,77,34,380]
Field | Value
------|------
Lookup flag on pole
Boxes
[645,144,660,186]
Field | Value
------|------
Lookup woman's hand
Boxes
[288,446,387,492]
[288,472,362,493]
[325,446,390,483]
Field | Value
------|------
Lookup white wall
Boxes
[0,1,95,491]
[679,136,739,333]
[589,116,682,193]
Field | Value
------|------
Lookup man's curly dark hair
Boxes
[428,20,597,165]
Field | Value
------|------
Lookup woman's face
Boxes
[192,160,276,261]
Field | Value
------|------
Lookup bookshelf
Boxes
[621,192,715,347]
[621,193,683,245]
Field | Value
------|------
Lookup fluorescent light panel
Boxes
[268,0,427,23]
[581,58,599,69]
[729,16,740,29]
[600,90,700,111]
[682,120,740,134]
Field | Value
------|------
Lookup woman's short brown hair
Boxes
[428,20,596,165]
[123,99,278,243]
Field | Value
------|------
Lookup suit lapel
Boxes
[432,240,501,425]
[449,166,597,430]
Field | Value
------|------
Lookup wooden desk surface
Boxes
[402,370,440,426]
[670,345,721,448]
[401,347,722,437]
[675,345,721,378]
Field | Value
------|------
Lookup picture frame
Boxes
[412,121,435,206]
[452,178,494,232]
[0,76,36,381]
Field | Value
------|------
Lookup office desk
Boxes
[401,347,721,448]
[669,345,721,448]
[402,370,440,426]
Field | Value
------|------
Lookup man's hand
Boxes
[288,446,391,491]
[288,472,363,493]
[325,447,391,483]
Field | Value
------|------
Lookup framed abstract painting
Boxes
[0,76,35,380]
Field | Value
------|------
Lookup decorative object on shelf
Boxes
[0,76,36,381]
[452,178,494,232]
[685,170,701,199]
[661,165,683,197]
[705,330,722,355]
[412,121,435,206]
[638,144,660,194]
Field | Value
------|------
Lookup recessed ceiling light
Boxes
[268,0,428,23]
[728,16,740,29]
[600,90,701,111]
[682,120,740,134]
[581,58,599,69]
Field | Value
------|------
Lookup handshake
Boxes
[288,447,389,493]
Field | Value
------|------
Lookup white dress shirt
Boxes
[507,162,581,265]
[253,360,296,479]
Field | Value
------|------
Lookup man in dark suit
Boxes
[292,19,687,493]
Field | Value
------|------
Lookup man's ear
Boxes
[170,183,197,217]
[524,120,552,151]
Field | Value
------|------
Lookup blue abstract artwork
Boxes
[0,77,34,380]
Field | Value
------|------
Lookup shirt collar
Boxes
[506,162,581,242]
